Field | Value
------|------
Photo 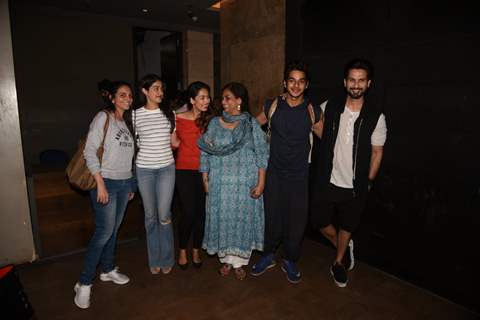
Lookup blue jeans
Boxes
[136,164,175,269]
[79,178,133,285]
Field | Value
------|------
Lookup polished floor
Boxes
[18,238,477,320]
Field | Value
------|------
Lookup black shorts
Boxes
[311,183,367,233]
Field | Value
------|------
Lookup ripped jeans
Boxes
[136,163,175,269]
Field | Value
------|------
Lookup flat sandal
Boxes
[150,267,161,275]
[234,267,247,280]
[219,264,232,277]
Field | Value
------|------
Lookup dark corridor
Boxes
[290,0,480,312]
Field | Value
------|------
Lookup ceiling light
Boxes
[209,0,227,11]
[187,5,198,22]
[141,8,149,13]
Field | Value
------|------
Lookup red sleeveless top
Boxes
[175,117,202,170]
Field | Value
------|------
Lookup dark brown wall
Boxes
[10,3,217,171]
[289,0,480,312]
[220,0,285,114]
[11,4,135,171]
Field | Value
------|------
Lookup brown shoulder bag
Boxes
[66,111,110,190]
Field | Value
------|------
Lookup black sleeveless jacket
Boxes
[316,95,382,195]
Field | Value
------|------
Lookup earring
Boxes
[237,105,241,111]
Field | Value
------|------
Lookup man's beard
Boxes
[347,88,366,99]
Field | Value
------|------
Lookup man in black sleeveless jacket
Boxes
[312,58,387,287]
[252,61,323,284]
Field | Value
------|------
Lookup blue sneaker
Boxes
[251,254,276,276]
[281,259,301,284]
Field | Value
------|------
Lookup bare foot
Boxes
[234,267,247,280]
[219,264,232,277]
[178,249,188,266]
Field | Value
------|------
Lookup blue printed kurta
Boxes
[199,116,269,258]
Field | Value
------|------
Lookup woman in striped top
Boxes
[171,81,213,270]
[134,74,176,275]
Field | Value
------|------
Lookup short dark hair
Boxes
[284,60,310,82]
[344,58,374,80]
[222,82,249,113]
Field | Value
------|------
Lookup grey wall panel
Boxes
[0,0,36,265]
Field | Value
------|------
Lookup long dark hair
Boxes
[222,82,250,114]
[169,90,189,111]
[187,81,214,132]
[139,74,175,132]
[105,81,134,135]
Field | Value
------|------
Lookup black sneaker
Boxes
[330,263,348,287]
[343,239,355,271]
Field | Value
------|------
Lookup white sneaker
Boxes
[99,267,130,285]
[74,282,92,309]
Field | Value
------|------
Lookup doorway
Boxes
[133,28,183,106]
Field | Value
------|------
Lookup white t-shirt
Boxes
[320,101,387,188]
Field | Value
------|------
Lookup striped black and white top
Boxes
[134,107,174,169]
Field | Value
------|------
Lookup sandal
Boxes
[219,264,232,277]
[234,267,247,281]
[150,267,161,275]
[161,267,172,274]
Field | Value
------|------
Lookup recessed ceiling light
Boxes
[141,8,149,13]
[209,0,227,11]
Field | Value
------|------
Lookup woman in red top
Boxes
[172,81,213,269]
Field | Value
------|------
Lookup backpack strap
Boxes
[265,97,279,141]
[307,103,315,129]
[267,97,279,128]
